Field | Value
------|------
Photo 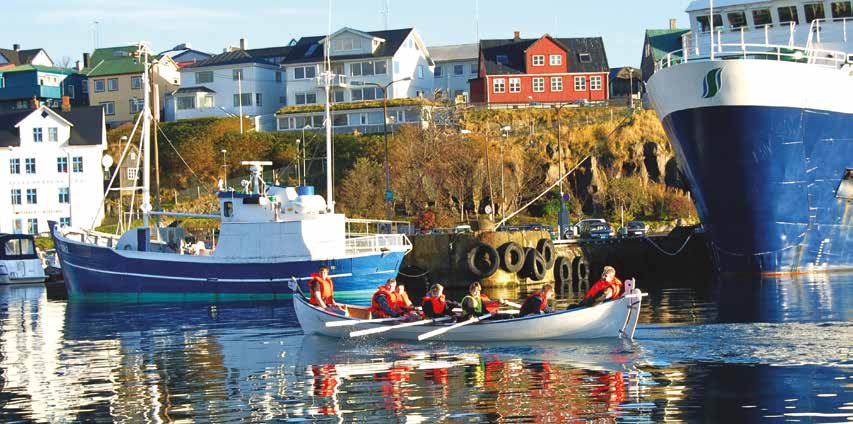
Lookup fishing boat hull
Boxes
[293,290,643,342]
[51,225,406,303]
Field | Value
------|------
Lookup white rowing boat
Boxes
[291,286,645,342]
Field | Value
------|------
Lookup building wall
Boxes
[275,105,430,135]
[0,109,106,234]
[525,37,568,74]
[433,59,477,99]
[477,72,609,104]
[29,51,53,67]
[0,70,87,111]
[87,61,179,126]
[169,63,285,121]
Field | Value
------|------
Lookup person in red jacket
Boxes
[395,283,414,312]
[309,265,347,315]
[421,283,461,318]
[519,284,555,316]
[580,266,623,307]
[370,278,403,318]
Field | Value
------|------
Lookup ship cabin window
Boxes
[224,201,234,217]
[832,1,853,20]
[697,14,723,32]
[837,169,853,199]
[752,9,773,27]
[3,237,35,258]
[727,11,747,29]
[777,6,799,24]
[804,2,826,23]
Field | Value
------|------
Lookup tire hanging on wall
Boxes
[498,242,524,273]
[554,256,571,283]
[536,238,556,270]
[528,250,547,281]
[572,255,590,285]
[467,243,500,278]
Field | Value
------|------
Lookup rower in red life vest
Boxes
[309,265,347,315]
[370,278,403,318]
[421,283,461,318]
[394,283,414,312]
[580,265,623,307]
[460,281,505,320]
[519,284,555,316]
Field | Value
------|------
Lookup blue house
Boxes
[0,65,88,111]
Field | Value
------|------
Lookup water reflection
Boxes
[0,273,850,422]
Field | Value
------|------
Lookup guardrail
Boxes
[345,218,414,236]
[657,42,849,71]
[344,233,412,254]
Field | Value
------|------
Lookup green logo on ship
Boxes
[702,68,723,98]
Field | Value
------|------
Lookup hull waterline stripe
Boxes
[63,260,353,283]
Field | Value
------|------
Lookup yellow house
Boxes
[83,46,180,127]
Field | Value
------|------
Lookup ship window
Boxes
[727,11,747,29]
[831,1,852,19]
[224,201,234,217]
[837,168,853,199]
[777,6,799,24]
[752,9,773,27]
[804,2,826,23]
[696,14,723,32]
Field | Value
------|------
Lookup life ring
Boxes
[536,238,556,270]
[572,255,590,284]
[498,242,524,273]
[466,243,500,278]
[554,256,571,283]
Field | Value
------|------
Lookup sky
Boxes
[2,0,691,68]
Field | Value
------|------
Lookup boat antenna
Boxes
[138,41,153,228]
[324,0,334,212]
[709,0,715,60]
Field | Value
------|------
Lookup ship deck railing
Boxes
[345,218,415,236]
[344,233,412,254]
[657,42,849,71]
[61,228,122,249]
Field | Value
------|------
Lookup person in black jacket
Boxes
[519,284,555,316]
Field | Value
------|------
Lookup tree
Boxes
[338,158,384,218]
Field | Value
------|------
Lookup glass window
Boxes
[417,65,424,79]
[26,188,37,204]
[350,62,362,76]
[549,54,562,66]
[127,167,138,181]
[100,101,115,116]
[94,79,105,92]
[470,63,477,74]
[177,96,195,110]
[232,68,244,80]
[804,2,826,22]
[107,78,118,91]
[275,71,282,82]
[332,114,348,127]
[578,53,592,63]
[33,128,43,142]
[224,201,233,217]
[59,217,71,227]
[233,93,252,106]
[72,156,83,173]
[333,90,344,103]
[496,55,509,65]
[196,71,213,84]
[57,156,67,173]
[362,61,375,76]
[375,60,387,75]
[59,187,70,204]
[532,77,544,92]
[778,6,799,24]
[752,9,773,27]
[454,64,464,75]
[574,76,586,91]
[131,75,142,89]
[590,75,602,90]
[363,87,377,101]
[728,11,747,28]
[493,78,505,93]
[295,67,305,79]
[48,127,58,142]
[11,189,21,205]
[434,66,443,77]
[25,158,35,174]
[66,85,75,99]
[550,76,563,92]
[696,14,723,32]
[255,93,263,107]
[350,88,362,101]
[277,117,291,130]
[312,115,324,127]
[201,95,214,108]
[832,1,853,19]
[10,158,20,174]
[129,98,144,113]
[532,55,544,66]
[509,78,521,93]
[27,219,38,235]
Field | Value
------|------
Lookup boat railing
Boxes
[657,42,849,71]
[345,218,415,236]
[344,233,412,254]
[61,227,122,249]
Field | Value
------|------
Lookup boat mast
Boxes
[324,0,334,213]
[140,42,152,227]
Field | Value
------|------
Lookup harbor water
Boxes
[0,274,850,422]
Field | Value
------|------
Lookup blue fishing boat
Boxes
[50,43,411,301]
[647,0,852,274]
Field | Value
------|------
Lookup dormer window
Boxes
[752,9,773,27]
[496,55,509,65]
[334,38,362,52]
[578,53,592,63]
[532,55,544,66]
[727,11,747,29]
[778,6,799,24]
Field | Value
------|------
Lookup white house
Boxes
[0,101,106,234]
[164,46,289,122]
[280,27,435,107]
[429,43,479,101]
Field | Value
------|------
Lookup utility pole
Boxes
[238,71,243,134]
[151,68,162,231]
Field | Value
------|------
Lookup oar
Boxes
[417,313,492,341]
[503,300,522,309]
[349,316,453,337]
[325,316,406,328]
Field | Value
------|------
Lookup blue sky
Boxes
[3,0,691,68]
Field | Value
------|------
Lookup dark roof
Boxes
[479,36,609,75]
[645,29,690,61]
[173,86,216,94]
[281,28,414,65]
[0,48,47,66]
[184,47,288,69]
[0,106,103,147]
[246,46,293,59]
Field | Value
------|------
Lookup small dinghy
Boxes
[290,280,645,342]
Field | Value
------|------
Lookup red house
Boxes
[470,32,610,106]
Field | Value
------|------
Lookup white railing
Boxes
[61,227,122,248]
[344,233,412,254]
[657,43,849,71]
[345,218,415,236]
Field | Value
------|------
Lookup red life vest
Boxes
[584,277,623,301]
[309,273,334,306]
[396,290,412,310]
[529,291,549,312]
[481,293,500,314]
[422,295,446,315]
[370,286,399,317]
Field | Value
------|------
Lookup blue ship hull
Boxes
[661,105,853,274]
[51,230,406,304]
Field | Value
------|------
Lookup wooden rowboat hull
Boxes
[293,289,644,342]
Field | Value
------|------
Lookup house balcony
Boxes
[314,74,349,88]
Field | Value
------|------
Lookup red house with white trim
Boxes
[470,32,610,106]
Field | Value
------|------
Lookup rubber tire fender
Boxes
[467,243,500,278]
[498,242,525,273]
[528,250,547,281]
[536,238,556,270]
[572,255,590,283]
[554,255,571,283]
[519,247,535,277]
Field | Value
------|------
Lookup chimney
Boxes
[83,52,90,68]
[13,44,20,51]
[513,31,521,41]
[669,18,677,30]
[239,38,247,50]
[61,96,71,112]
[30,96,40,109]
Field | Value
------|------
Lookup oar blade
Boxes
[417,314,491,341]
[325,316,403,327]
[349,316,451,337]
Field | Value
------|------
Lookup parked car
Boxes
[453,224,472,234]
[618,221,648,238]
[571,219,606,238]
[580,222,615,240]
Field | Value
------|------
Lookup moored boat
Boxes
[0,233,46,285]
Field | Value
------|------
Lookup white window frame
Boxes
[127,167,138,181]
[176,96,195,110]
[532,55,545,66]
[72,156,83,173]
[509,78,521,93]
[195,71,213,84]
[493,78,506,93]
[549,54,562,66]
[232,68,244,81]
[107,78,118,91]
[532,77,545,92]
[58,187,70,204]
[26,188,37,204]
[48,127,58,142]
[94,79,105,92]
[590,75,602,91]
[574,76,586,91]
[100,101,115,115]
[130,98,144,113]
[66,84,75,99]
[33,128,43,142]
[131,75,142,89]
[550,76,563,92]
[57,156,67,173]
